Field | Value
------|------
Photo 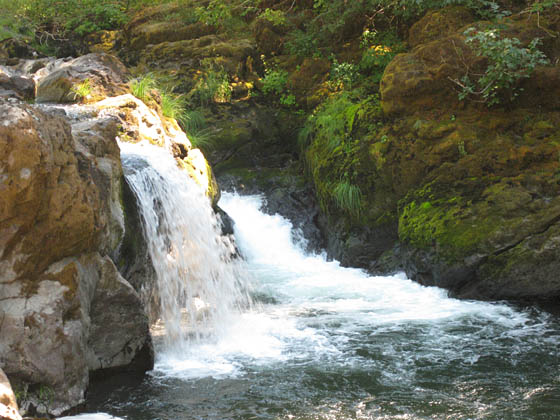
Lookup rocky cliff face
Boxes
[305,7,560,302]
[0,51,219,416]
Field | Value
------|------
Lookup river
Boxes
[83,142,560,420]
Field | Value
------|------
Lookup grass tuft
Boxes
[332,180,362,217]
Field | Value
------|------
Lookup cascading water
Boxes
[119,141,251,353]
[84,162,560,419]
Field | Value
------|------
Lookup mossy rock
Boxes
[408,6,475,48]
[398,176,560,298]
[128,21,217,51]
[381,9,559,116]
[287,58,331,108]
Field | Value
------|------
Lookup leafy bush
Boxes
[329,59,359,91]
[285,29,319,58]
[260,8,287,26]
[455,27,549,106]
[195,0,233,27]
[261,68,295,106]
[359,29,403,82]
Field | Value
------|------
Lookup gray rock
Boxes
[87,255,152,372]
[36,53,128,103]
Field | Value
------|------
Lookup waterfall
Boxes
[119,141,251,353]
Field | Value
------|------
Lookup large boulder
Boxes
[0,100,152,416]
[380,9,559,115]
[35,53,129,103]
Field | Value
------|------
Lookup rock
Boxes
[36,53,129,103]
[0,102,102,281]
[116,177,158,323]
[87,255,153,372]
[0,39,41,60]
[399,175,560,300]
[407,6,475,48]
[0,69,34,100]
[0,253,151,416]
[0,369,21,420]
[381,11,557,115]
[0,97,153,415]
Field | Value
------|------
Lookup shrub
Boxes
[329,59,359,91]
[455,27,549,106]
[261,68,295,106]
[260,8,287,26]
[285,29,318,58]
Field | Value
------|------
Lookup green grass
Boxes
[332,180,362,217]
[70,78,92,101]
[160,90,185,120]
[182,109,206,133]
[187,127,215,149]
[130,73,157,103]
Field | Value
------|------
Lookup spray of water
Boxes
[119,141,251,354]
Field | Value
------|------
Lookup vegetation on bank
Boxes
[1,0,557,226]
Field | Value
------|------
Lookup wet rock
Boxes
[87,255,153,372]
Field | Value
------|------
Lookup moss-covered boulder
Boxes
[407,6,475,48]
[381,9,559,115]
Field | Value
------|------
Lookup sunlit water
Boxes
[87,157,560,419]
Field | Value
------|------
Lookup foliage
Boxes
[130,73,157,103]
[1,0,132,39]
[260,8,287,26]
[285,29,318,58]
[301,92,380,219]
[455,27,549,106]
[37,384,55,413]
[195,0,233,28]
[182,109,206,133]
[70,78,92,101]
[329,59,359,91]
[161,90,186,120]
[180,109,215,149]
[359,29,403,82]
[332,179,363,217]
[191,65,232,106]
[261,68,295,106]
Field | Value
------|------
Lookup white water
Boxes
[93,149,560,419]
[149,192,554,381]
[120,142,251,354]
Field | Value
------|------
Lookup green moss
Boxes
[398,184,499,263]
